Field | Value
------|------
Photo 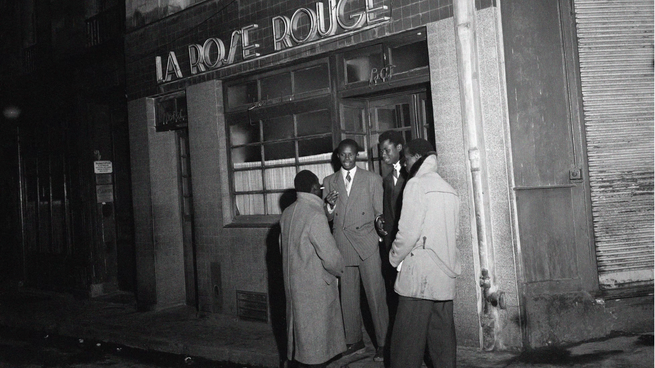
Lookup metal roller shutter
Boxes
[574,0,654,289]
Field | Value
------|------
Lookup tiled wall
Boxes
[128,98,157,309]
[476,7,521,349]
[427,17,480,348]
[125,0,463,100]
[129,97,188,310]
[426,6,517,348]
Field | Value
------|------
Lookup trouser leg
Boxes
[390,296,431,368]
[426,300,456,368]
[341,265,362,344]
[380,239,398,322]
[359,253,389,347]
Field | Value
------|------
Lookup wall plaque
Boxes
[156,93,188,132]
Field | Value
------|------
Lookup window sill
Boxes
[224,214,281,228]
[593,284,654,301]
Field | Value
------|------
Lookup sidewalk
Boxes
[0,286,651,368]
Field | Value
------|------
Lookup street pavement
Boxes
[0,285,651,368]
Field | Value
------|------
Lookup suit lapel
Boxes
[345,168,366,215]
[333,172,348,214]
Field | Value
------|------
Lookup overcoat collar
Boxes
[297,192,323,209]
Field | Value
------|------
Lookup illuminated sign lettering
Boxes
[155,0,390,83]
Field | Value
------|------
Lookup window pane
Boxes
[261,72,291,100]
[180,156,189,176]
[267,193,284,215]
[403,130,413,145]
[265,166,296,190]
[389,41,429,74]
[297,110,331,136]
[183,197,192,217]
[342,134,368,158]
[234,169,263,191]
[263,115,294,141]
[182,179,190,196]
[230,120,260,145]
[344,50,383,84]
[232,146,262,164]
[264,141,295,162]
[372,103,411,131]
[227,81,258,108]
[341,105,365,132]
[300,162,334,184]
[294,64,329,94]
[236,194,265,215]
[298,137,333,158]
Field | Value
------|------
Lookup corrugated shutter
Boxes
[574,0,654,289]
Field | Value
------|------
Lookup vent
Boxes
[236,290,268,323]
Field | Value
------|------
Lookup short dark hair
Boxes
[338,139,359,153]
[378,130,405,147]
[294,170,319,193]
[405,138,435,158]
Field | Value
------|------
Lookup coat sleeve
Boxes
[309,212,344,277]
[322,176,335,221]
[372,174,384,218]
[389,180,425,268]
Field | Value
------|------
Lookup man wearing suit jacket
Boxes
[376,131,407,315]
[323,139,389,362]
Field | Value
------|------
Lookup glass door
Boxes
[340,90,433,176]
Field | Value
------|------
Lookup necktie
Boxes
[346,171,352,194]
[393,168,399,179]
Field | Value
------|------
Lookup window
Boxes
[223,31,432,223]
[225,60,337,217]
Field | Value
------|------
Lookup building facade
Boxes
[0,0,135,296]
[124,0,654,351]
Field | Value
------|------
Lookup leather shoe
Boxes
[373,346,384,362]
[342,340,365,357]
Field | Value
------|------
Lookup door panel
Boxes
[341,90,433,177]
[177,129,197,307]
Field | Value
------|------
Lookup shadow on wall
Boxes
[265,189,297,363]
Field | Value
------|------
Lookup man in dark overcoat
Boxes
[280,170,346,368]
[376,130,407,309]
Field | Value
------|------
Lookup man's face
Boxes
[403,148,420,172]
[380,139,402,166]
[338,144,358,171]
[310,182,322,197]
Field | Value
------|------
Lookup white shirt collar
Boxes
[341,165,358,179]
[393,161,401,172]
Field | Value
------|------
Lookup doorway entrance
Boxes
[175,129,198,308]
[340,88,434,176]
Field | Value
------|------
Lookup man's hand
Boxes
[325,190,339,207]
[375,216,388,236]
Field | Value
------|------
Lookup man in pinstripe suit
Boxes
[323,139,389,362]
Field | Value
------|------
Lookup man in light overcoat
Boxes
[389,139,461,368]
[280,170,346,368]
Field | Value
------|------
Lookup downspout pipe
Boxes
[453,0,505,350]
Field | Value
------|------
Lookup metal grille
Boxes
[236,290,268,322]
[574,0,654,289]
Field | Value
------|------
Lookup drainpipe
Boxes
[453,0,505,350]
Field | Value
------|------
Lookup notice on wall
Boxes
[94,160,113,174]
[96,184,114,203]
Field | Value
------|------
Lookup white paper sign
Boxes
[94,161,113,174]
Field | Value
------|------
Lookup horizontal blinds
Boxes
[574,0,654,289]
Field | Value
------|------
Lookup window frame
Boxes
[224,58,336,225]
